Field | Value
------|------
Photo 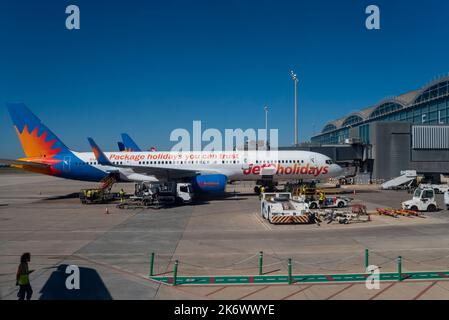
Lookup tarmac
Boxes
[1,170,449,300]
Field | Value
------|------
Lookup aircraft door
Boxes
[241,157,250,170]
[309,155,316,166]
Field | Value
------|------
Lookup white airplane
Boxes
[2,103,343,194]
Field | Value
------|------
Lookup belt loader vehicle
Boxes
[80,175,117,204]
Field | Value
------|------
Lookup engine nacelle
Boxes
[191,174,227,194]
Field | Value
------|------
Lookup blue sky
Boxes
[1,0,449,157]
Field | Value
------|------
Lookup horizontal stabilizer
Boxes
[0,158,50,169]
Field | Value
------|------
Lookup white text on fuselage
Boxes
[108,153,240,161]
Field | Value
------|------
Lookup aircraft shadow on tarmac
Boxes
[39,264,112,300]
[43,193,80,200]
[196,193,249,202]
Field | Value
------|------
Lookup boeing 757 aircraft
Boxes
[1,103,343,194]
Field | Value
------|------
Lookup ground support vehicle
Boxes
[402,187,438,212]
[80,175,117,204]
[117,181,193,209]
[260,192,312,224]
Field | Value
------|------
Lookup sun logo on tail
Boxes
[15,125,62,159]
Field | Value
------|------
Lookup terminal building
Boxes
[308,75,449,182]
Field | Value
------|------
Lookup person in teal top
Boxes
[16,252,34,300]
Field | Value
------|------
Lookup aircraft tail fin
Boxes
[87,137,112,166]
[121,133,141,151]
[6,103,70,158]
[117,141,125,151]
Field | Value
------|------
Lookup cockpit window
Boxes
[325,160,333,165]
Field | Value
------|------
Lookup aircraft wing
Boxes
[0,158,51,169]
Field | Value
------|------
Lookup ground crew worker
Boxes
[86,189,92,201]
[259,186,265,200]
[318,191,326,209]
[16,252,33,300]
[119,189,125,203]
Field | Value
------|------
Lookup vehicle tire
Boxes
[410,206,418,212]
[310,202,318,209]
[254,186,261,195]
[337,201,345,208]
[427,204,437,212]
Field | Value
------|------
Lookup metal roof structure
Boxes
[319,75,449,134]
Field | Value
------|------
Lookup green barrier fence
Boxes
[151,271,449,286]
[148,249,449,286]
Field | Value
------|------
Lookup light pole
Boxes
[290,70,299,146]
[264,106,269,150]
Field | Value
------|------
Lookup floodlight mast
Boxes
[290,70,299,146]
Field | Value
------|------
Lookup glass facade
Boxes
[322,124,337,133]
[369,102,404,119]
[358,124,370,144]
[342,115,363,127]
[311,78,449,145]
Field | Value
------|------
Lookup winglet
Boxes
[121,133,141,152]
[87,138,112,166]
